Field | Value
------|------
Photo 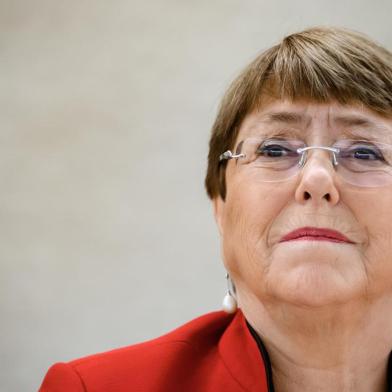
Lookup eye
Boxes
[257,140,298,158]
[343,143,385,161]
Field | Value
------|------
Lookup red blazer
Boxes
[39,310,272,391]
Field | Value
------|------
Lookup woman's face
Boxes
[214,99,392,307]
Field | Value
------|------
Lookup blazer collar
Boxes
[218,310,269,392]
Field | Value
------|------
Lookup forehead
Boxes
[238,99,392,142]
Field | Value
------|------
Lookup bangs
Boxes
[254,28,392,114]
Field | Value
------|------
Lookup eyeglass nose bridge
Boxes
[296,146,340,168]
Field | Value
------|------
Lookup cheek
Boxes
[348,193,392,293]
[362,212,392,291]
[221,180,288,275]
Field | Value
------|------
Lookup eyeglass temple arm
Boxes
[219,151,245,161]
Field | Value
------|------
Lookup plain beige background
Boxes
[1,1,392,390]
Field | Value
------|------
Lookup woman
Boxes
[40,27,392,391]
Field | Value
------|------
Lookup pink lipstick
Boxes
[280,227,353,243]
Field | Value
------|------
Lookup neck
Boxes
[241,294,392,392]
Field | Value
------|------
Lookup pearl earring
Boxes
[222,273,238,314]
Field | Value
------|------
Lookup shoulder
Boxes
[71,311,234,381]
[39,311,265,392]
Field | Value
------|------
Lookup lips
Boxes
[280,227,354,243]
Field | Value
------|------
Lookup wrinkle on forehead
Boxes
[239,100,392,143]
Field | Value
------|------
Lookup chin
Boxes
[267,264,366,307]
[259,241,368,307]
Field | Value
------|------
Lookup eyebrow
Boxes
[263,111,308,125]
[258,111,391,136]
[332,115,378,128]
[333,115,392,140]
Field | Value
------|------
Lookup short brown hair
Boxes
[205,27,392,200]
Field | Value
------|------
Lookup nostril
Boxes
[303,191,331,201]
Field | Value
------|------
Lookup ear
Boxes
[212,196,226,237]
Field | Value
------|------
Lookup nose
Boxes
[294,151,340,206]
